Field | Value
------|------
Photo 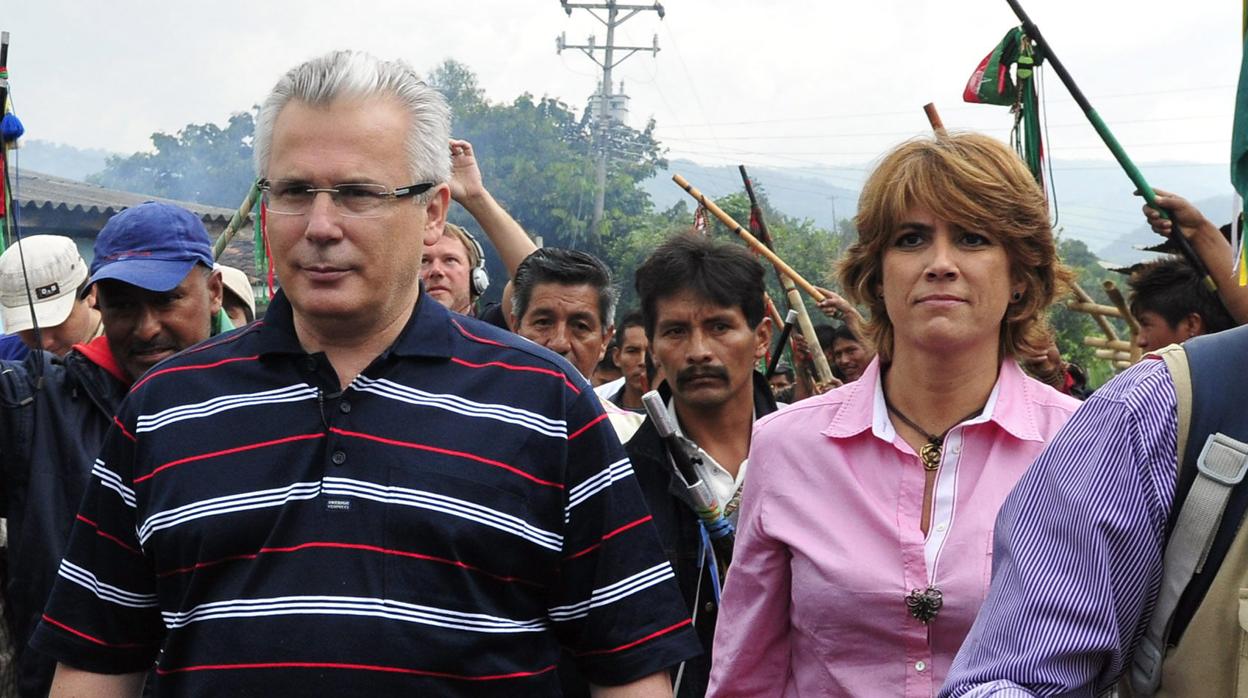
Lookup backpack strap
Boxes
[1130,346,1248,695]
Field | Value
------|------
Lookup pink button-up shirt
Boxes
[709,358,1079,697]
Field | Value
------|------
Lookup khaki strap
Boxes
[1131,433,1248,696]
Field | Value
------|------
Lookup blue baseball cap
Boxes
[89,202,215,293]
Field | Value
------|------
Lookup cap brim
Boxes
[1,292,77,334]
[88,258,198,293]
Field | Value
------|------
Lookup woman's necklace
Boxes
[883,396,985,472]
[884,391,987,624]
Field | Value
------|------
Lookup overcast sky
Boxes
[4,0,1238,204]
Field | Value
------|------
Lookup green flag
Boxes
[1233,32,1248,198]
[963,28,1024,106]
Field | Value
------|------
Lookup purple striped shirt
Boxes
[939,358,1178,697]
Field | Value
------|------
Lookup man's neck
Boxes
[620,384,644,410]
[453,298,475,316]
[883,340,1000,437]
[293,292,418,390]
[672,386,756,479]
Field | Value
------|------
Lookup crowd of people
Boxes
[0,48,1245,697]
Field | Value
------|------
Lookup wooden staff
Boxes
[923,103,947,135]
[737,166,837,388]
[673,174,827,303]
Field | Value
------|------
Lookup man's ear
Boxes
[1181,312,1206,339]
[421,184,452,247]
[754,317,773,361]
[207,269,224,315]
[599,325,615,363]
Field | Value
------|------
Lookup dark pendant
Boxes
[905,585,943,624]
[919,441,942,471]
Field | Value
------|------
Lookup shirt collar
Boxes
[821,356,1045,443]
[254,287,454,360]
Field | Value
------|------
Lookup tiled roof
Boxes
[11,170,262,283]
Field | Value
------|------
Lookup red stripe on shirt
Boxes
[131,355,260,392]
[157,540,543,587]
[450,318,507,347]
[113,416,137,442]
[329,427,564,490]
[155,660,558,681]
[134,432,325,483]
[574,618,693,657]
[567,413,608,441]
[77,514,141,555]
[180,321,265,356]
[41,614,151,649]
[450,357,581,395]
[565,515,653,561]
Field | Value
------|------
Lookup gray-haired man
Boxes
[35,50,696,698]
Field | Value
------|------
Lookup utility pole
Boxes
[557,1,663,239]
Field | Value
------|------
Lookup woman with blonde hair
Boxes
[708,132,1081,697]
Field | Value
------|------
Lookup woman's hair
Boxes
[838,132,1072,364]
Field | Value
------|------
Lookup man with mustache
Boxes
[32,51,696,697]
[0,201,225,697]
[625,233,777,697]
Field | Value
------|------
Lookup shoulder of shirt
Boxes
[1017,370,1083,417]
[752,383,854,434]
[1079,358,1175,421]
[448,313,588,383]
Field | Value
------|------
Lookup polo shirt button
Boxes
[331,450,347,466]
[703,601,715,613]
[935,522,947,532]
[339,401,352,414]
[915,660,927,672]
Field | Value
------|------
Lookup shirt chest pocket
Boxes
[379,451,561,609]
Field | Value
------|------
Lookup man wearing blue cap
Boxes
[0,201,224,697]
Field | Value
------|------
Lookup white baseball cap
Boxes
[0,235,89,334]
[214,264,256,323]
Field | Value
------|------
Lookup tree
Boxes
[90,110,256,208]
[1049,236,1128,389]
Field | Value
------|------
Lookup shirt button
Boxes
[915,660,927,672]
[331,450,347,466]
[339,401,352,414]
[703,601,715,613]
[301,357,317,372]
[935,522,947,532]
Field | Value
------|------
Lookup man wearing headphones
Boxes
[422,139,536,329]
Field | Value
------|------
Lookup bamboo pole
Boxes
[1094,349,1134,362]
[212,180,261,261]
[737,166,836,389]
[1067,301,1124,318]
[1069,282,1119,341]
[1083,337,1135,352]
[672,174,825,302]
[923,103,947,135]
[1102,281,1140,334]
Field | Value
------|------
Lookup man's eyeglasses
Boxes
[258,179,436,218]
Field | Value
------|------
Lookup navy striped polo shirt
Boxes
[32,290,699,696]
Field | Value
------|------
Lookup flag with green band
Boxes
[963,27,1024,106]
[1233,33,1248,200]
